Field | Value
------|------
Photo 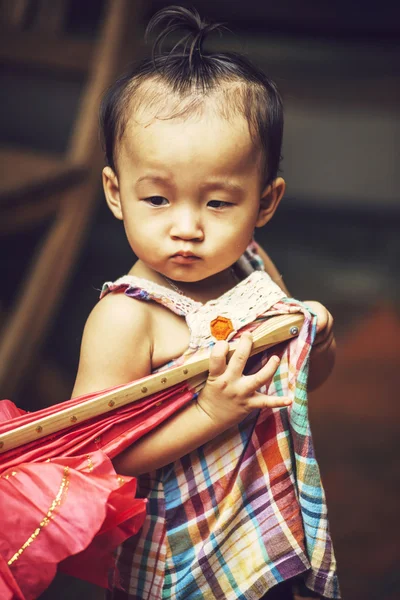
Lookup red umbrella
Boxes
[0,312,303,600]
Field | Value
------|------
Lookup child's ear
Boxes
[103,166,123,220]
[255,177,285,228]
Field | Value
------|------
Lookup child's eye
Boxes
[144,196,169,207]
[207,200,233,209]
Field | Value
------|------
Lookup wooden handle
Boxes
[0,313,304,453]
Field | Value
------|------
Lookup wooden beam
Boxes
[0,0,29,28]
[0,29,93,74]
[0,177,95,397]
[0,0,146,399]
[68,0,141,163]
[0,148,86,204]
[0,166,87,234]
[32,0,66,35]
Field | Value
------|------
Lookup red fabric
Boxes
[0,381,197,599]
[0,381,195,468]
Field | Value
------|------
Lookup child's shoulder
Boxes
[88,289,152,336]
[83,290,154,365]
[72,290,153,396]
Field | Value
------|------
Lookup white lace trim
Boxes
[186,271,286,348]
[106,275,201,317]
[105,271,286,349]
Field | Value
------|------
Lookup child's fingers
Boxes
[225,332,253,379]
[208,340,229,380]
[243,355,281,395]
[313,329,335,353]
[248,392,292,410]
[314,313,334,343]
[304,300,333,336]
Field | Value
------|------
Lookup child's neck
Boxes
[129,260,240,303]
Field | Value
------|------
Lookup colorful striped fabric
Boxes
[103,250,340,600]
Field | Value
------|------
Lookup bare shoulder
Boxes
[72,292,152,397]
[84,291,151,338]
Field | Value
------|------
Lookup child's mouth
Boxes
[171,253,201,264]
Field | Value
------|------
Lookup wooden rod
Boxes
[0,314,304,454]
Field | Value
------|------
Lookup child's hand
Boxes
[304,301,335,354]
[304,300,336,390]
[197,332,292,427]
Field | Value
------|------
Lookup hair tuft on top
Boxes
[145,5,227,91]
[146,5,225,71]
[100,5,284,186]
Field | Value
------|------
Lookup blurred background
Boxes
[0,1,399,599]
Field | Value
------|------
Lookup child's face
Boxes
[103,104,284,283]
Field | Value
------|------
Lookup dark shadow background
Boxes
[1,1,399,599]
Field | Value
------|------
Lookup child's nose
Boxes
[170,208,204,241]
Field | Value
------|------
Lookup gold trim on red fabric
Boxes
[8,466,70,566]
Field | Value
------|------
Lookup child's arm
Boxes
[72,294,290,477]
[113,333,290,476]
[255,244,336,391]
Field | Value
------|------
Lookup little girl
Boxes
[72,6,338,600]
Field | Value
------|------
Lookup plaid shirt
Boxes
[104,250,340,600]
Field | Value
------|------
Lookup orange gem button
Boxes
[210,316,235,341]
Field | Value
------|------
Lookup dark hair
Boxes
[100,5,283,186]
